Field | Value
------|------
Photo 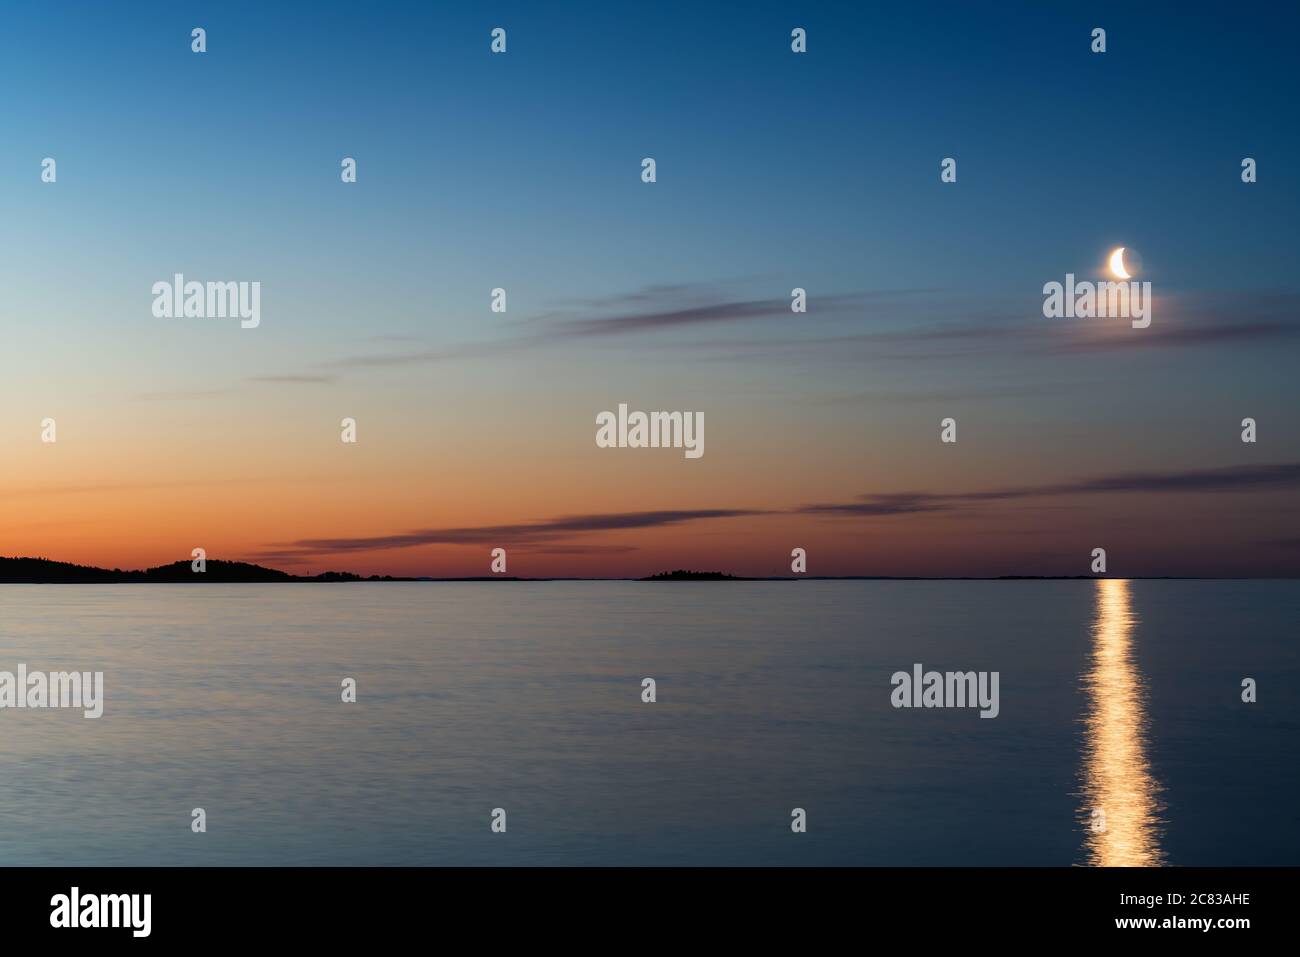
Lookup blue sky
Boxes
[1,1,1297,576]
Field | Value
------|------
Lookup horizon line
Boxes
[1,557,1296,584]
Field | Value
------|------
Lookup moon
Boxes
[1109,247,1131,280]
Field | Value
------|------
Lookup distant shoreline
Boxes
[0,558,1292,583]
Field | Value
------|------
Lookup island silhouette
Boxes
[0,557,752,583]
[0,556,1168,583]
[0,556,416,583]
[643,569,746,581]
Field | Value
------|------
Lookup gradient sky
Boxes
[2,1,1298,577]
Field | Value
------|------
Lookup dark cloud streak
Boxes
[271,508,766,556]
[801,463,1300,517]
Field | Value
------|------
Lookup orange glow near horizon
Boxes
[1,383,1294,578]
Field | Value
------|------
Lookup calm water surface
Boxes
[0,580,1295,865]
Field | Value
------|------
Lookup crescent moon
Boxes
[1109,247,1131,280]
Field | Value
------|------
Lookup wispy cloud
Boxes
[800,463,1300,517]
[810,381,1092,404]
[252,463,1300,563]
[624,289,1300,362]
[314,283,893,372]
[246,374,338,384]
[539,292,870,338]
[265,508,766,557]
[130,388,231,401]
[800,494,955,516]
[282,285,1300,381]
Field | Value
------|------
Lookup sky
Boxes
[1,1,1298,578]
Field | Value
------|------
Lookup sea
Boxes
[0,579,1295,866]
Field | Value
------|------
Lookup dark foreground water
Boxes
[0,580,1295,865]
